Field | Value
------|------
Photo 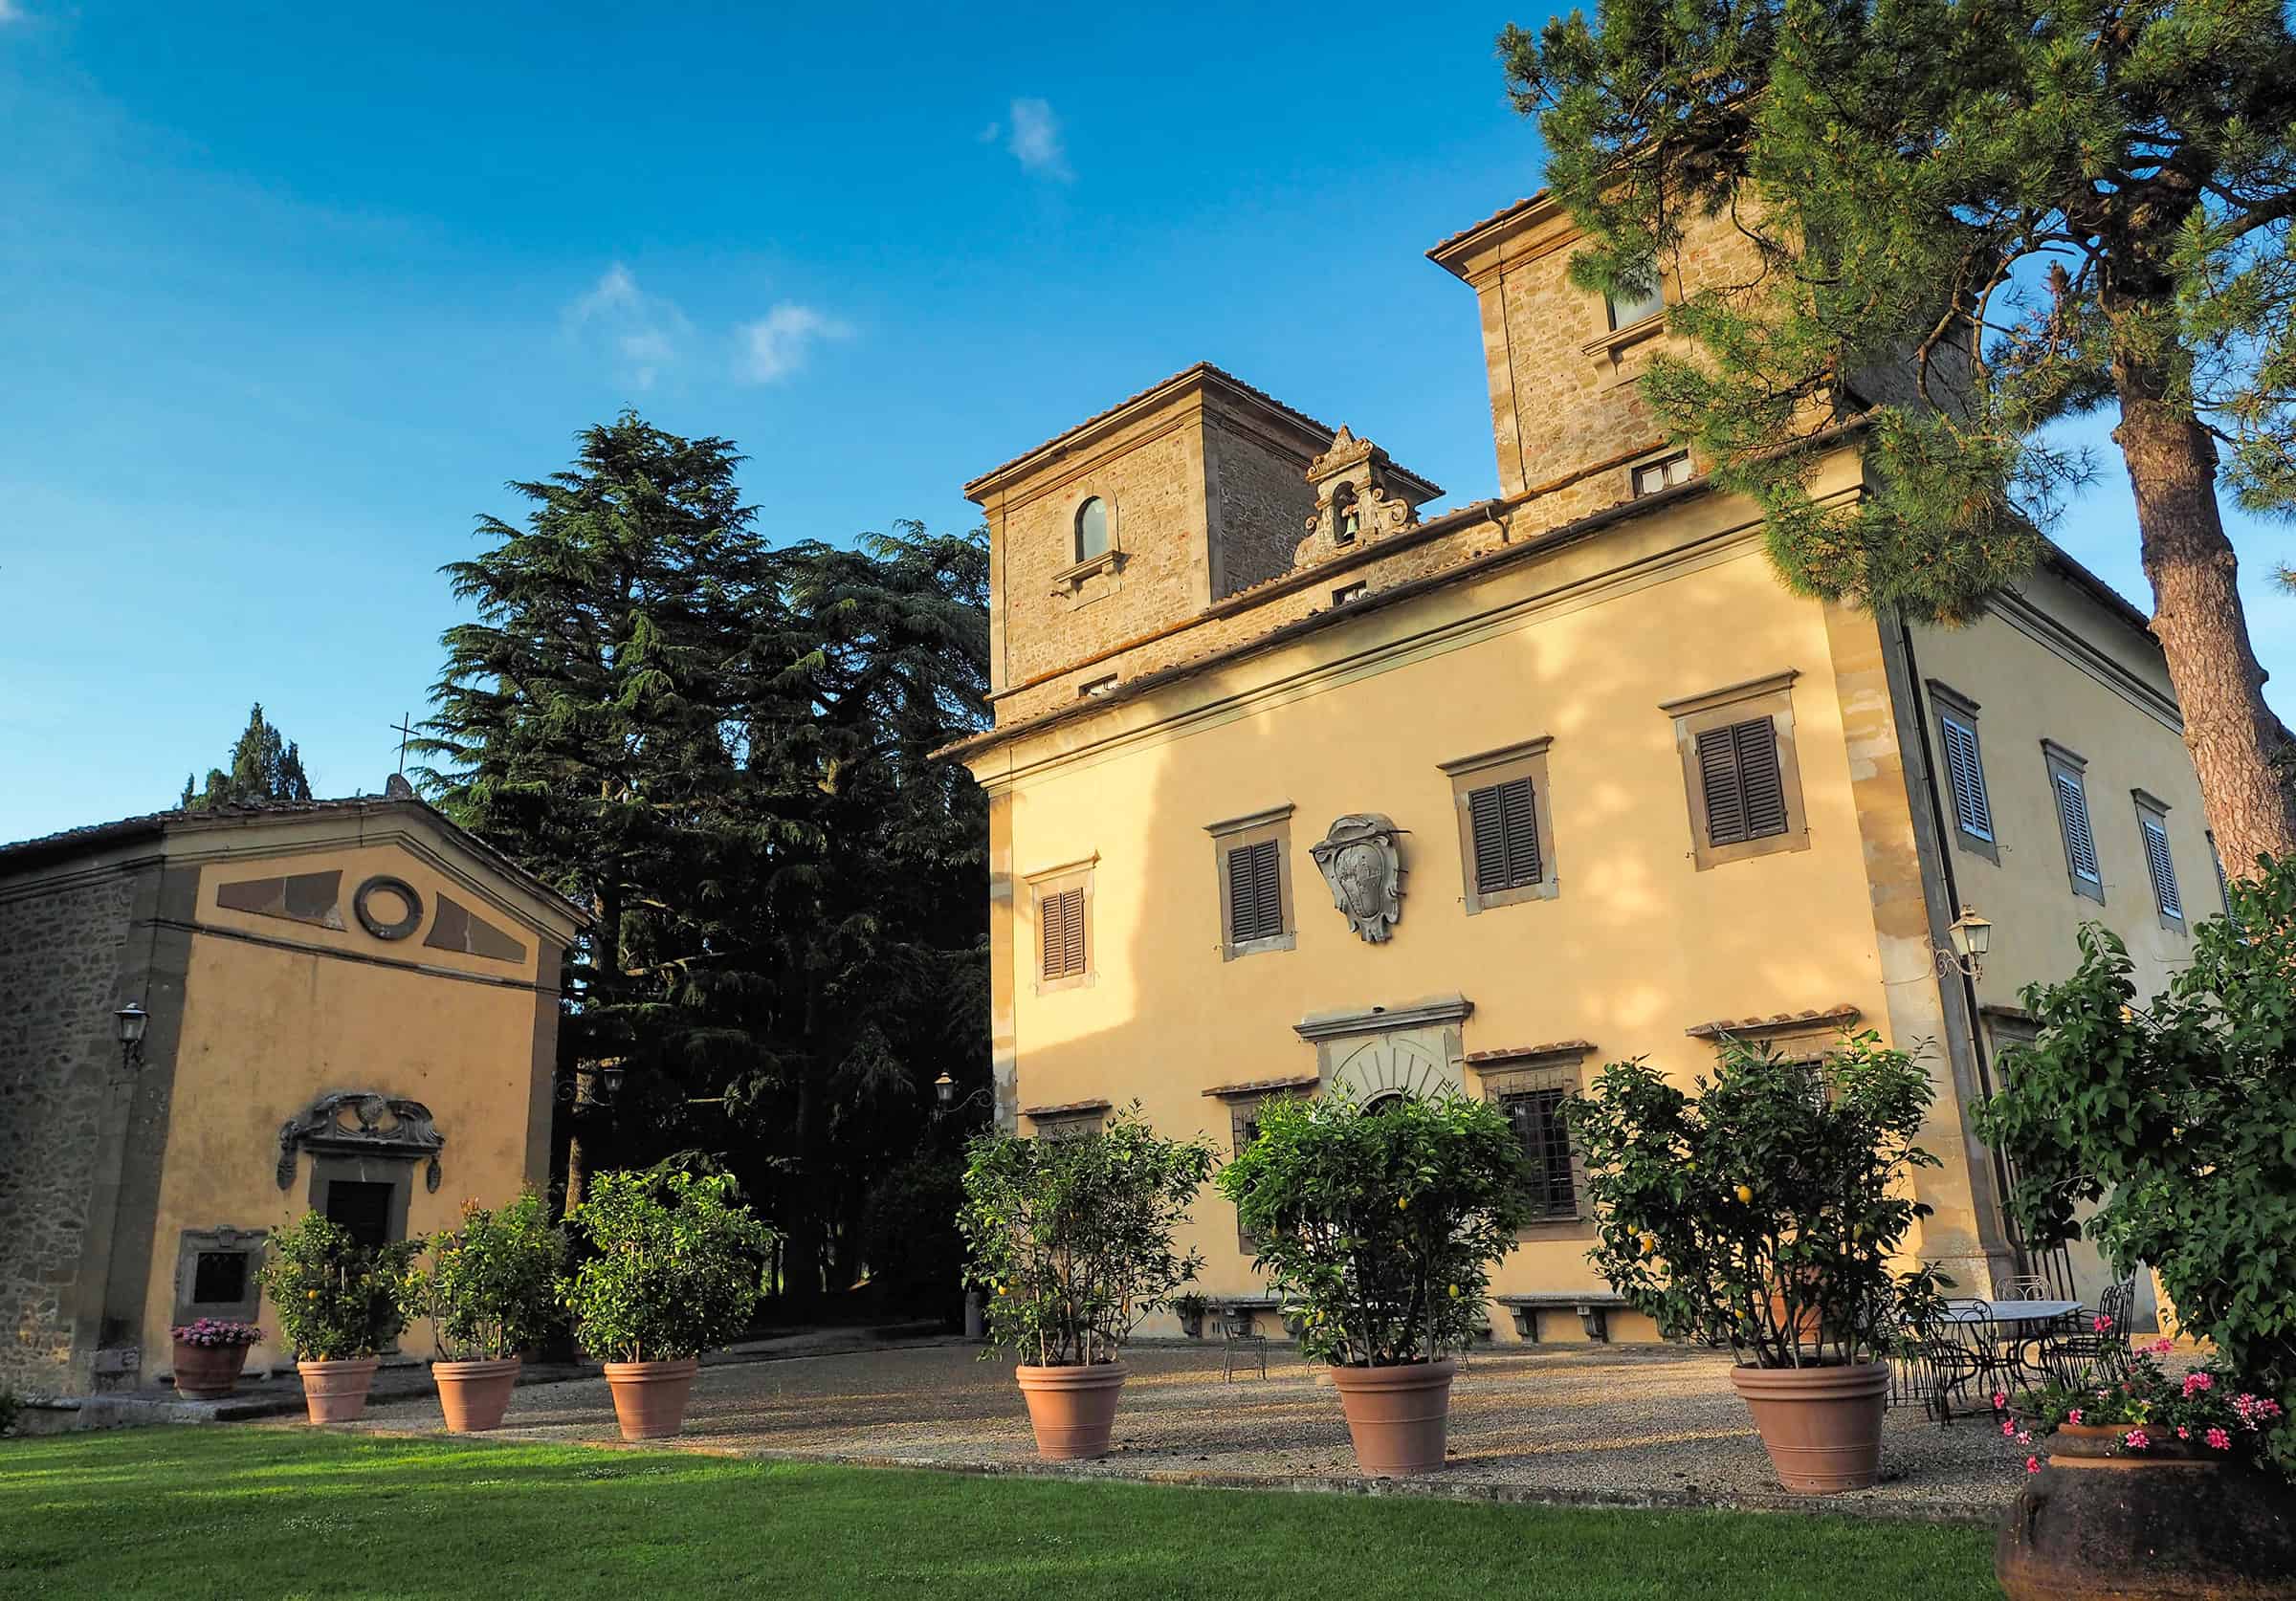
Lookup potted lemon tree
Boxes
[1217,1090,1534,1477]
[1565,1033,1946,1493]
[256,1214,420,1423]
[562,1169,775,1441]
[396,1192,566,1433]
[959,1106,1215,1460]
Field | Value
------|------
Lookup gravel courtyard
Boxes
[341,1342,2025,1521]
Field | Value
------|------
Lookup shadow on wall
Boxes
[1008,542,1962,1298]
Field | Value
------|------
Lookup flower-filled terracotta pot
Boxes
[1729,1362,1889,1492]
[1014,1363,1128,1460]
[602,1357,700,1441]
[1996,1423,2296,1600]
[297,1356,382,1424]
[170,1340,251,1401]
[432,1357,522,1433]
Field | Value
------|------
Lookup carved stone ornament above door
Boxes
[1308,813,1405,943]
[276,1091,445,1194]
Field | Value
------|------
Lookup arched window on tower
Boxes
[1333,482,1360,544]
[1074,496,1110,562]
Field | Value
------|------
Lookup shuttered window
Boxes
[1224,839,1284,944]
[2142,815,2183,922]
[1468,776,1542,895]
[1696,716,1790,847]
[2054,771,2102,887]
[1939,713,1995,843]
[1503,1088,1578,1219]
[1040,887,1086,981]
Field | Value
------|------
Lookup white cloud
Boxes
[1004,98,1072,182]
[563,263,691,389]
[735,303,853,384]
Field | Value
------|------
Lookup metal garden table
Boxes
[1946,1298,2083,1396]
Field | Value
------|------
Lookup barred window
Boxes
[1503,1088,1578,1219]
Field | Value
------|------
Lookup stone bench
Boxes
[1493,1291,1630,1343]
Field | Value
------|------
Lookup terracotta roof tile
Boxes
[1684,1006,1863,1042]
[1426,192,1551,263]
[962,362,1340,499]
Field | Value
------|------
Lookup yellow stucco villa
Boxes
[942,192,2229,1345]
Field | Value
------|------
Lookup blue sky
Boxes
[2,2,2289,844]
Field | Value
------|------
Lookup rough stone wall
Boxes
[1206,413,1316,600]
[993,504,1526,723]
[996,425,1205,696]
[1486,206,1770,505]
[0,870,134,1396]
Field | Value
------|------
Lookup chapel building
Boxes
[943,192,2225,1343]
[0,789,587,1395]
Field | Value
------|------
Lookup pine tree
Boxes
[180,703,315,810]
[1503,0,2296,871]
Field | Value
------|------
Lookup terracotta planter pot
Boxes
[432,1356,522,1434]
[602,1357,700,1441]
[170,1340,250,1401]
[1014,1362,1128,1460]
[1330,1359,1459,1478]
[297,1356,381,1424]
[1997,1423,2296,1600]
[1730,1361,1888,1493]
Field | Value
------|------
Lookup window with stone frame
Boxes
[1439,737,1557,914]
[1661,671,1809,871]
[1468,1048,1591,1231]
[2043,741,2105,904]
[1606,278,1666,331]
[171,1226,267,1328]
[2133,790,2185,933]
[1027,859,1096,992]
[1687,1009,1862,1109]
[1928,681,1998,864]
[1205,804,1294,960]
[1074,496,1111,562]
[1026,1103,1109,1141]
[1631,450,1694,498]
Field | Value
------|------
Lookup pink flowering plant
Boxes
[2004,1342,2289,1471]
[169,1317,262,1349]
[1977,858,2296,1477]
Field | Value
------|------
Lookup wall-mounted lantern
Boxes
[114,1001,149,1075]
[1937,905,1994,980]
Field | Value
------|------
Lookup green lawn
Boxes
[0,1428,1998,1599]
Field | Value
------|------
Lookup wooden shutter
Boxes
[1041,887,1086,980]
[1938,714,1994,841]
[2143,818,2183,920]
[2054,772,2101,884]
[1225,839,1283,944]
[1468,776,1542,894]
[1697,716,1787,847]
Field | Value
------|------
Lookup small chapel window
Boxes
[1334,482,1360,543]
[1074,496,1111,562]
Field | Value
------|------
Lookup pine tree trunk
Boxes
[2112,388,2296,876]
